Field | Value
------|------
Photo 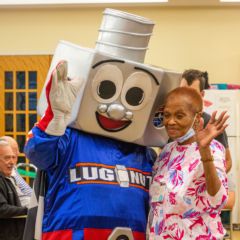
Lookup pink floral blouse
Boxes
[148,140,228,240]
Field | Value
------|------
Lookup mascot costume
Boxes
[24,8,180,240]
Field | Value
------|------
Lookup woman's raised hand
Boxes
[195,111,229,148]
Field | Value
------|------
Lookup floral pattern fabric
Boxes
[148,140,228,240]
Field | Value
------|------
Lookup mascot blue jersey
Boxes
[25,126,153,240]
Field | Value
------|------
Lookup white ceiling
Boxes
[0,0,240,7]
[167,0,240,6]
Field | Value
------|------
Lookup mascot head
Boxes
[38,8,181,147]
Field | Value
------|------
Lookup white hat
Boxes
[96,8,155,63]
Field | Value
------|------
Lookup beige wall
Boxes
[0,6,240,84]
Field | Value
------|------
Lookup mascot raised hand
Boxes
[37,61,83,136]
[24,8,180,240]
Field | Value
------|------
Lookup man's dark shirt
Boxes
[0,172,28,240]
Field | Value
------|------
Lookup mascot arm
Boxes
[37,60,83,136]
[24,126,71,170]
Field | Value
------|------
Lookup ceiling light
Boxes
[220,0,240,2]
[0,0,168,5]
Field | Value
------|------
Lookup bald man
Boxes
[0,136,32,207]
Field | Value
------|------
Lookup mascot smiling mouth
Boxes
[96,112,131,132]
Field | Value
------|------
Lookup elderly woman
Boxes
[148,87,228,239]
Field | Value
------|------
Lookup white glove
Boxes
[37,60,83,136]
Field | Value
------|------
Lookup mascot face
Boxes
[38,45,180,147]
[90,58,159,132]
[75,52,177,146]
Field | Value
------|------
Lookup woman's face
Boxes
[163,97,195,140]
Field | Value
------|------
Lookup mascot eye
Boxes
[92,64,123,103]
[97,80,116,99]
[121,71,153,111]
[125,87,144,106]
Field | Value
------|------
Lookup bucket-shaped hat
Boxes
[96,8,155,63]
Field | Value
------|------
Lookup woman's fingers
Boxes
[215,112,229,130]
[216,117,229,131]
[209,111,217,124]
[210,110,228,125]
[218,123,229,133]
[215,111,228,123]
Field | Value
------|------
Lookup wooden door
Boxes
[0,55,51,183]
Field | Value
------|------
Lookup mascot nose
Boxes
[107,104,125,120]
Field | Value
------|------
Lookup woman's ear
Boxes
[194,112,204,131]
[197,111,203,119]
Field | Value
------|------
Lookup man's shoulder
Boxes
[0,174,9,189]
[0,172,5,181]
